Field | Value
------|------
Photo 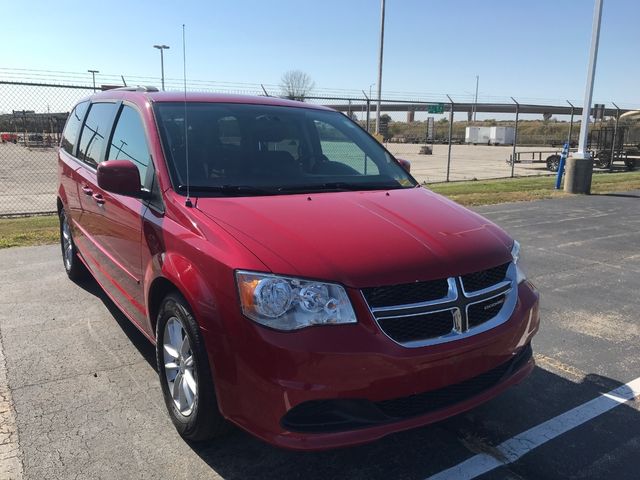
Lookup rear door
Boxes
[99,103,156,333]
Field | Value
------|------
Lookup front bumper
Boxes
[206,281,540,451]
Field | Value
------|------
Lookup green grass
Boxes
[428,170,640,206]
[1,171,639,249]
[0,214,59,249]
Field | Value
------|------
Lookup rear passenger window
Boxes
[77,103,118,168]
[218,116,241,146]
[61,101,89,155]
[108,105,151,185]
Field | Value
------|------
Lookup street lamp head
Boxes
[153,44,170,50]
[87,69,99,74]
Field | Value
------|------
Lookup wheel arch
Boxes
[147,276,180,336]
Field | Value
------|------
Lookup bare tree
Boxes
[280,70,315,101]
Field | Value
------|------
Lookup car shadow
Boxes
[183,366,639,479]
[71,275,640,479]
[73,274,157,369]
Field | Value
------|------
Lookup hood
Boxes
[195,187,513,288]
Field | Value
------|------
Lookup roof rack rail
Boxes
[109,85,159,92]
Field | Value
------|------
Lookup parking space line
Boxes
[427,376,640,480]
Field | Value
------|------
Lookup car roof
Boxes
[88,88,332,111]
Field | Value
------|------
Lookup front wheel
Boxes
[156,292,231,441]
[59,209,86,281]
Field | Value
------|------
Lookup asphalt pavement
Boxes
[1,190,639,479]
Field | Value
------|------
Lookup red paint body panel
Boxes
[57,91,540,451]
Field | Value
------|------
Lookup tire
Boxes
[625,158,636,171]
[546,155,560,172]
[59,209,86,281]
[156,292,231,441]
[594,152,611,169]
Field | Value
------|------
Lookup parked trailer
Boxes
[489,126,515,145]
[507,126,637,171]
[466,126,515,145]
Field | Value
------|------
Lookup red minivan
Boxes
[57,87,539,450]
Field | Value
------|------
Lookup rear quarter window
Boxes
[60,101,89,155]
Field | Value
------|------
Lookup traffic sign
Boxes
[427,103,444,114]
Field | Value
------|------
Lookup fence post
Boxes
[511,97,520,178]
[362,90,371,133]
[446,95,454,182]
[610,102,620,172]
[567,100,575,146]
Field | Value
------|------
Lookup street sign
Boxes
[427,103,444,114]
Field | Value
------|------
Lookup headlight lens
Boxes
[236,271,357,331]
[511,240,527,284]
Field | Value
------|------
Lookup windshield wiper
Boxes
[277,181,405,193]
[177,184,275,196]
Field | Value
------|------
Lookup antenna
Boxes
[121,75,127,87]
[260,84,270,97]
[182,24,192,207]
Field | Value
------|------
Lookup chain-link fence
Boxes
[1,80,638,216]
[0,81,94,216]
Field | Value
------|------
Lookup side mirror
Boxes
[97,160,149,198]
[396,158,411,173]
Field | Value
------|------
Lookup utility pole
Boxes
[153,44,170,91]
[565,0,603,194]
[375,0,385,135]
[87,70,99,92]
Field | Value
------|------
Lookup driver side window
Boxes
[107,105,152,187]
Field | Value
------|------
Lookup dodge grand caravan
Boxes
[57,87,539,450]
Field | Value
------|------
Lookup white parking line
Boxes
[427,376,640,480]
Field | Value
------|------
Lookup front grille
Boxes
[362,279,449,308]
[378,310,454,343]
[281,344,533,433]
[468,294,507,328]
[364,262,514,348]
[461,262,510,293]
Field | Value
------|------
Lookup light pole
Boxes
[87,70,99,92]
[153,44,170,91]
[473,75,479,122]
[565,0,603,194]
[375,0,385,135]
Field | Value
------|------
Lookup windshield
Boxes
[153,102,417,196]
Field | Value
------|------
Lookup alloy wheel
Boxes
[163,316,198,416]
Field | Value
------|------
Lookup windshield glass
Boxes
[153,102,416,196]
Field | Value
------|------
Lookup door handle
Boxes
[82,186,93,196]
[92,193,105,205]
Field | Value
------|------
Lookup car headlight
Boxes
[511,240,527,284]
[236,271,357,331]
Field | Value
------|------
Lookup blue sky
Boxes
[2,0,638,108]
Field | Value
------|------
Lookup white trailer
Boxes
[490,126,515,145]
[465,127,491,144]
[466,126,515,145]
